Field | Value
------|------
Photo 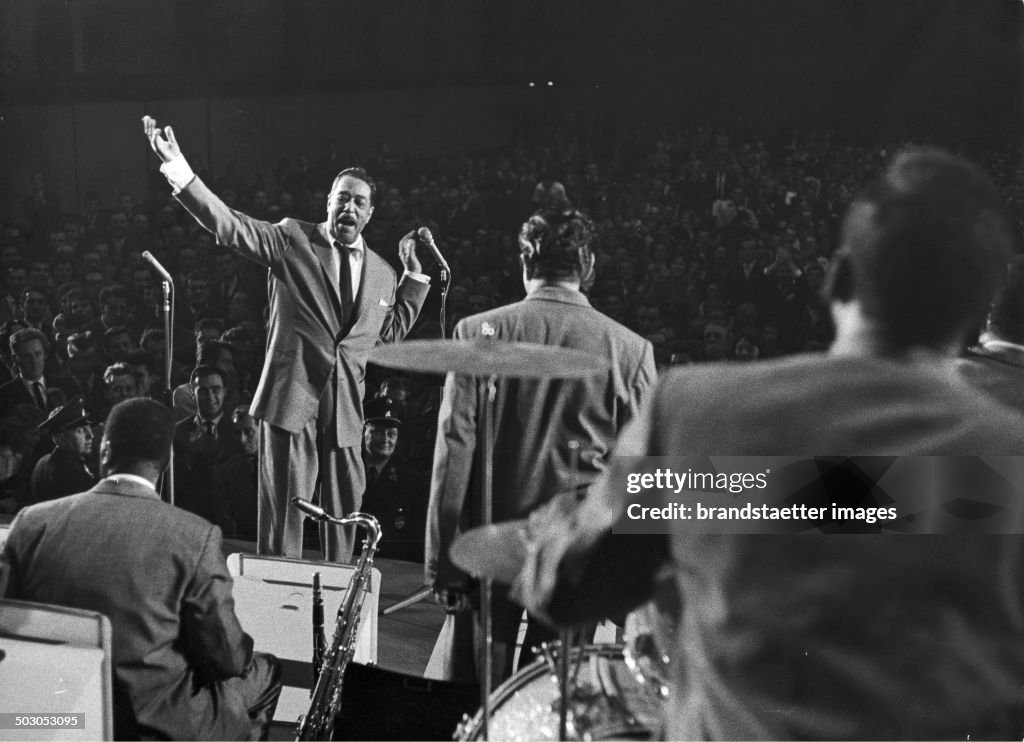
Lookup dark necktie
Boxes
[367,466,379,487]
[204,421,216,438]
[338,245,353,323]
[31,382,46,410]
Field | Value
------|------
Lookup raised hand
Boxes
[398,229,423,274]
[142,115,182,163]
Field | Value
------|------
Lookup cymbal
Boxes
[449,520,529,584]
[369,339,610,378]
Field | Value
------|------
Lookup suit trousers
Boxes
[257,371,365,563]
[222,652,282,741]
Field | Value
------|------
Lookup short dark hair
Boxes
[125,349,155,371]
[104,324,131,340]
[332,167,376,203]
[103,362,136,386]
[103,398,175,470]
[10,327,47,355]
[830,147,1013,349]
[67,331,97,357]
[190,364,224,387]
[99,285,127,306]
[518,208,595,282]
[194,317,224,337]
[196,339,233,367]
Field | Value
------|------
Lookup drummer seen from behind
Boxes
[426,207,656,683]
[514,147,1024,740]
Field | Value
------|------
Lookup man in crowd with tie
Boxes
[144,116,431,561]
[173,365,238,528]
[0,328,75,415]
[29,395,97,503]
[213,406,260,540]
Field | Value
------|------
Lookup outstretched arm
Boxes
[141,116,288,268]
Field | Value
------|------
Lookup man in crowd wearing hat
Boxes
[360,396,428,562]
[29,395,97,503]
[1,398,282,739]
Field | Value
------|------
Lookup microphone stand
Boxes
[381,250,451,618]
[160,277,175,506]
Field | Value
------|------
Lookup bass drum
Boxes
[455,644,663,741]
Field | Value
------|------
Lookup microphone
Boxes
[416,227,450,274]
[292,497,328,521]
[141,251,174,284]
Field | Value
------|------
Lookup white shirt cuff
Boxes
[159,155,196,194]
[403,270,431,284]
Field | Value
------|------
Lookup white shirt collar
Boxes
[335,234,365,255]
[104,473,158,492]
[21,375,45,390]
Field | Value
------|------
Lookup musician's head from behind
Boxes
[327,167,375,246]
[99,398,175,483]
[826,147,1013,356]
[519,208,596,291]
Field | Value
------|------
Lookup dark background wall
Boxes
[1,0,1020,219]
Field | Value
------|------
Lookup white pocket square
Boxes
[378,299,389,307]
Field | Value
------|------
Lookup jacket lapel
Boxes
[312,224,345,322]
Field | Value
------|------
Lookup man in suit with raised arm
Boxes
[143,116,431,562]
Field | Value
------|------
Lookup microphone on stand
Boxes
[141,251,174,284]
[141,251,176,507]
[416,227,450,275]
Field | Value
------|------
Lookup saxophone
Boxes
[295,511,382,741]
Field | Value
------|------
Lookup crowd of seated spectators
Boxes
[1,118,1021,543]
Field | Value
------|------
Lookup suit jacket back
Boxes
[0,479,255,740]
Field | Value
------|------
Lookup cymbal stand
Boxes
[477,373,497,740]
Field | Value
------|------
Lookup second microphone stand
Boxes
[160,277,175,506]
[381,258,451,617]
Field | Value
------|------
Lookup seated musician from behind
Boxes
[1,398,282,740]
[516,148,1024,740]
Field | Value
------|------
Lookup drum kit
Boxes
[369,339,671,741]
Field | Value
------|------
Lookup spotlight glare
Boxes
[547,81,554,87]
[529,81,535,87]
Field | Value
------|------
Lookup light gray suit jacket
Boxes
[426,285,655,589]
[176,178,429,444]
[0,479,255,739]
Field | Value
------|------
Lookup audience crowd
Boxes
[2,120,1021,554]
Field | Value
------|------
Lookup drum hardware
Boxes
[622,634,672,701]
[454,644,662,741]
[372,338,610,742]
